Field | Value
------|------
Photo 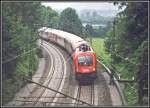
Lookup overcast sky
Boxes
[41,2,118,10]
[41,2,123,16]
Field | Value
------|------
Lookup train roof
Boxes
[38,27,47,32]
[45,28,91,49]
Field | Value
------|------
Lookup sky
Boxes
[41,2,124,16]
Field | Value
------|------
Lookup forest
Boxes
[2,2,148,106]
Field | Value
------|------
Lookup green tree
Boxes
[84,24,94,37]
[59,8,83,36]
[2,2,59,79]
[40,6,59,28]
[105,2,148,105]
[2,2,58,104]
[105,2,148,67]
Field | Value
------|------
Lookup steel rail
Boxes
[20,44,53,106]
[15,100,83,105]
[32,42,55,105]
[91,83,95,105]
[46,42,66,106]
[74,85,82,107]
[20,41,66,106]
[20,96,66,98]
[97,59,127,105]
[23,78,93,106]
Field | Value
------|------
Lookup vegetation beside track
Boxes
[87,2,148,105]
[2,2,148,106]
[89,37,139,105]
[2,2,48,105]
[2,51,39,104]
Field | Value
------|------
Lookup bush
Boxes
[36,48,43,58]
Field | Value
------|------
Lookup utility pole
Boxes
[113,18,116,51]
[110,18,116,85]
[90,17,92,46]
[28,16,33,80]
[110,18,116,59]
[28,27,33,80]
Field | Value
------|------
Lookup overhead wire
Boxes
[2,33,39,64]
[2,47,38,64]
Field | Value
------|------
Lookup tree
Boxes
[105,2,148,64]
[59,8,83,36]
[84,24,94,37]
[105,2,148,105]
[39,6,59,28]
[2,2,60,104]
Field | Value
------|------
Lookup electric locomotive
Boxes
[73,44,97,83]
[38,27,97,83]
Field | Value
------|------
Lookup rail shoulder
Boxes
[96,59,127,106]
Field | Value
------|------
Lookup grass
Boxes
[87,37,138,105]
[86,37,112,66]
[123,84,138,105]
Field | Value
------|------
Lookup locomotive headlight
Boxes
[93,68,95,71]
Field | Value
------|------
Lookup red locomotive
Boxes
[73,44,97,83]
[38,27,97,83]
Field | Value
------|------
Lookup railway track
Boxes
[74,83,95,107]
[47,42,66,106]
[36,41,67,106]
[21,40,67,106]
[91,83,95,105]
[32,42,56,106]
[7,40,123,107]
[20,41,54,106]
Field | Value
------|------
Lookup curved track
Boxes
[22,40,67,106]
[7,39,123,107]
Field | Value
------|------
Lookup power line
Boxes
[2,47,38,64]
[23,77,93,106]
[107,48,137,65]
[2,35,40,64]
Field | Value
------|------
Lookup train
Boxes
[38,27,97,84]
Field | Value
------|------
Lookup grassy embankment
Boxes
[86,37,112,66]
[88,37,138,105]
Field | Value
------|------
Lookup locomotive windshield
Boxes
[78,56,93,66]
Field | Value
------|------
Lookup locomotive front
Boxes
[73,44,97,83]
